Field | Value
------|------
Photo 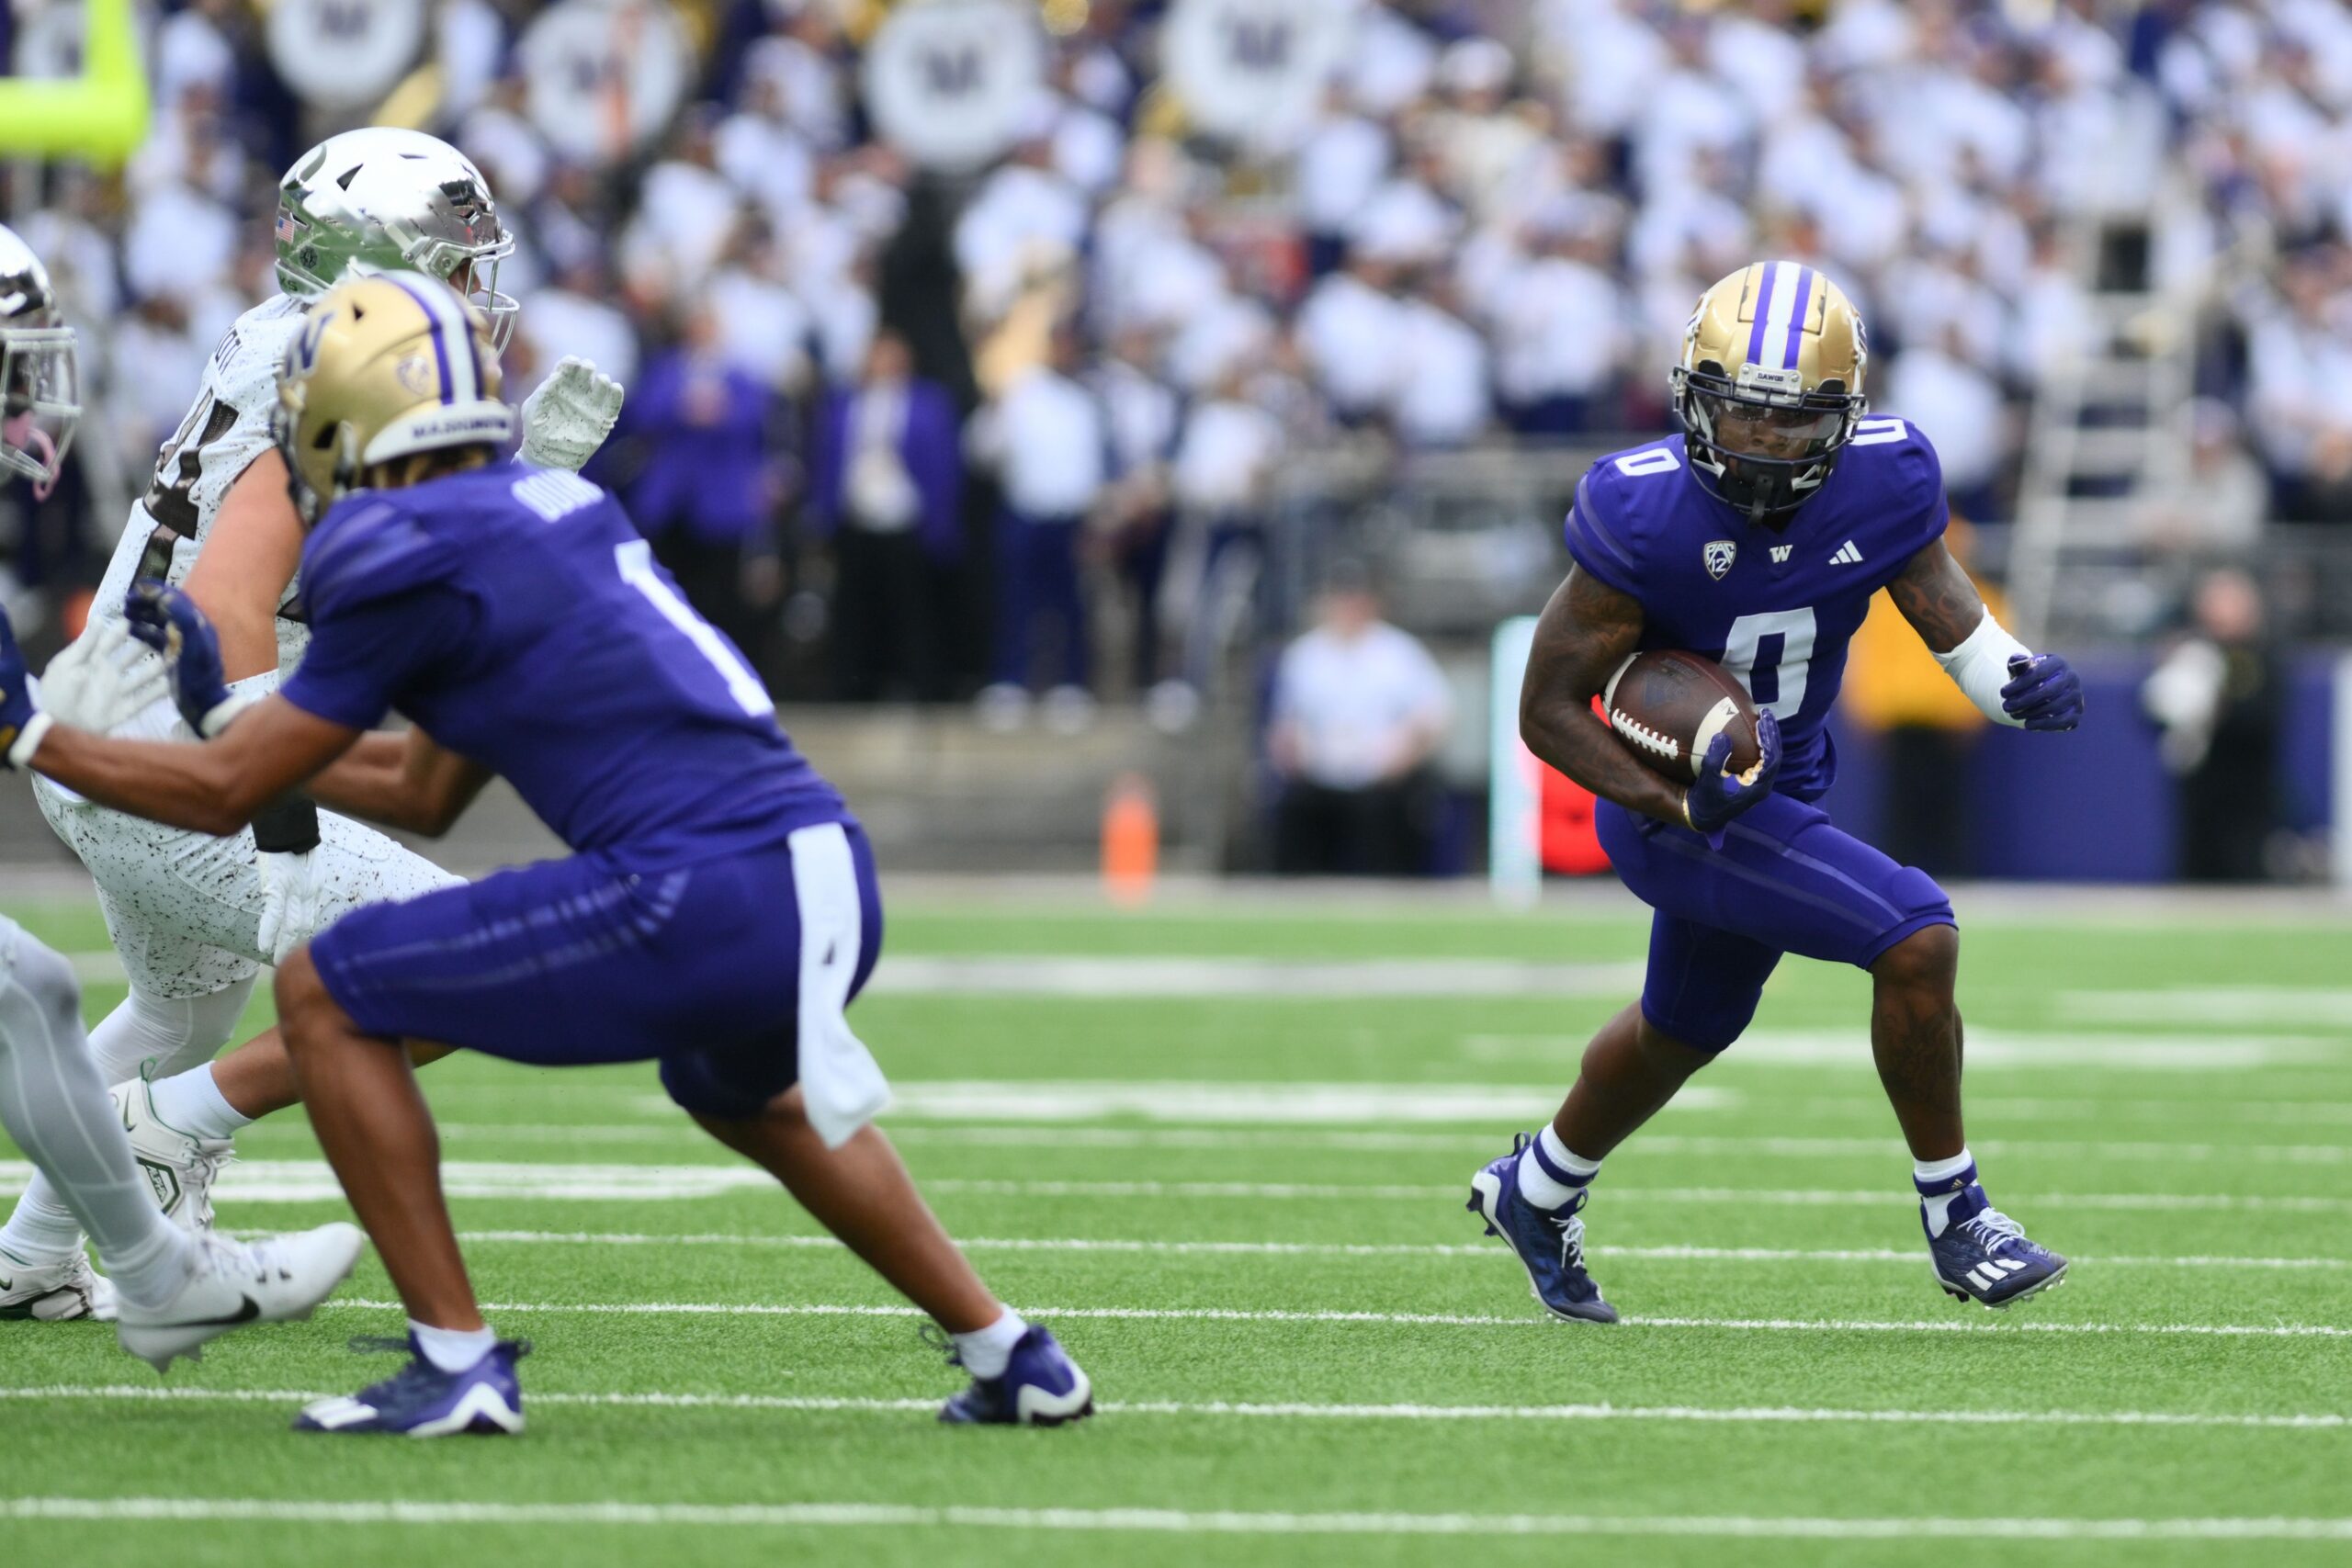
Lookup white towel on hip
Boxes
[789,821,891,1147]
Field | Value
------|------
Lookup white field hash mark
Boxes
[7,1386,2350,1433]
[449,1230,2352,1271]
[7,1498,2352,1540]
[328,1298,2352,1338]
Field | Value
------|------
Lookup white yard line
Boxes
[327,1296,2352,1337]
[394,1122,2352,1165]
[2060,988,2352,1028]
[11,1160,2344,1212]
[1838,1096,2352,1128]
[5,1385,2346,1432]
[915,1179,2352,1214]
[6,1497,2348,1540]
[871,955,1649,998]
[448,1230,2352,1271]
[1465,1031,2344,1069]
[879,1080,1735,1124]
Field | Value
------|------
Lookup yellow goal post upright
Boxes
[0,0,149,166]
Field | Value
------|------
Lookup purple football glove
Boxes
[2002,652,2084,732]
[123,580,233,737]
[1682,707,1781,848]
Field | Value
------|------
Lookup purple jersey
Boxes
[282,460,848,867]
[1564,416,1947,800]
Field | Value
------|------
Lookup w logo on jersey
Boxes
[1770,545,1793,563]
[1702,539,1736,580]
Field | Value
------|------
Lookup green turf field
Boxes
[2,888,2347,1566]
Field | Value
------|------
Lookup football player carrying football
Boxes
[0,128,624,1318]
[0,274,1091,1434]
[0,222,362,1359]
[1470,263,2084,1319]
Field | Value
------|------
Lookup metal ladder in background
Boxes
[2006,85,2198,645]
[2007,239,2198,643]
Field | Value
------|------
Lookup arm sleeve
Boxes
[279,583,476,732]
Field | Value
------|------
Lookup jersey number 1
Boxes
[1721,607,1815,719]
[616,540,775,718]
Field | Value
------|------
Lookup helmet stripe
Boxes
[385,275,477,405]
[1744,261,1774,368]
[1756,261,1804,371]
[1781,266,1815,371]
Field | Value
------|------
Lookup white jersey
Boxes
[92,294,311,680]
[39,294,467,997]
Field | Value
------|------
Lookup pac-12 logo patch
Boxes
[1702,539,1736,580]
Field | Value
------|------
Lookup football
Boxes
[1603,649,1763,781]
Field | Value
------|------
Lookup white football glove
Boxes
[518,355,626,473]
[255,849,327,967]
[37,621,169,735]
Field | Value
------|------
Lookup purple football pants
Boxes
[1596,793,1953,1052]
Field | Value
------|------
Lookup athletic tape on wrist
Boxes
[1933,612,2033,728]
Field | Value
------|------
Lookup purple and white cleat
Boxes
[295,1334,529,1436]
[938,1325,1094,1427]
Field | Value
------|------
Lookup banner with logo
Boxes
[1163,0,1350,155]
[267,0,428,111]
[861,0,1045,173]
[518,0,693,167]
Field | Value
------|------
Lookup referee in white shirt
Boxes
[1267,562,1454,875]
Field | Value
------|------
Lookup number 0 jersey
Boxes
[1563,417,1948,801]
[279,460,849,867]
[92,296,311,684]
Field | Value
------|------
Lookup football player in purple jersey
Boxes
[1467,263,2085,1320]
[0,274,1091,1434]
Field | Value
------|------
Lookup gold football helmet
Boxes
[1669,261,1869,523]
[272,271,514,525]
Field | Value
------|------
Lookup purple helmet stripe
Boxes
[1781,267,1815,372]
[1744,262,1774,367]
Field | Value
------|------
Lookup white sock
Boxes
[0,1180,87,1264]
[1516,1125,1601,1211]
[952,1308,1029,1380]
[1914,1147,1976,1236]
[147,1065,254,1143]
[412,1319,499,1374]
[106,1225,198,1312]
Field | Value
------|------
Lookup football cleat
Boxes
[937,1325,1094,1427]
[0,1246,117,1322]
[295,1335,529,1437]
[1467,1134,1618,1323]
[1926,1184,2068,1308]
[115,1223,365,1371]
[110,1072,232,1235]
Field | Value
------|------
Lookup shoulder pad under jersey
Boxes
[300,492,459,622]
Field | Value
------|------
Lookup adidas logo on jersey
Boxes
[1829,540,1864,566]
[1770,545,1792,563]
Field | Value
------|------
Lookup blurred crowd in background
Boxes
[0,0,2341,876]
